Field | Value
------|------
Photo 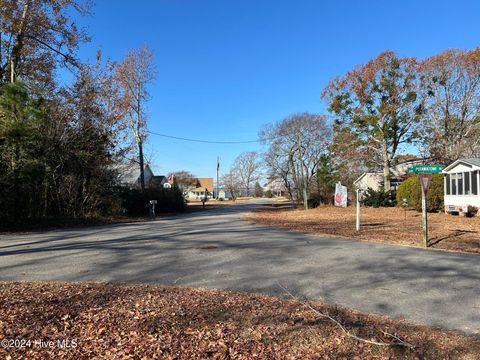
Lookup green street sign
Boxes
[407,165,443,174]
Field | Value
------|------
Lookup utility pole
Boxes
[216,156,220,200]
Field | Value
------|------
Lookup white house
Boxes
[353,172,384,192]
[263,178,287,197]
[184,178,214,201]
[442,158,480,214]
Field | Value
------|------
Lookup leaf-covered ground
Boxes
[1,282,479,359]
[243,205,480,254]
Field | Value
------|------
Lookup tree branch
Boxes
[277,281,415,349]
[25,35,79,68]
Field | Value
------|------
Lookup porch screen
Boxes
[445,174,450,195]
[473,171,478,195]
[464,172,471,195]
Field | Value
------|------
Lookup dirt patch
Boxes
[243,205,480,254]
[0,282,478,359]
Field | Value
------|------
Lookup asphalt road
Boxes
[0,200,479,334]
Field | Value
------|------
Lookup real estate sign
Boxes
[334,183,347,208]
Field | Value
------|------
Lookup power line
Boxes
[147,130,261,144]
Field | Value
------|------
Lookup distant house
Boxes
[185,178,214,200]
[354,159,426,192]
[442,158,480,214]
[115,162,166,189]
[353,172,384,192]
[263,178,287,197]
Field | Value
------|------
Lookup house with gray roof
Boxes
[115,162,166,189]
[442,158,480,215]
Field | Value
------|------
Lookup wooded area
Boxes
[0,0,180,227]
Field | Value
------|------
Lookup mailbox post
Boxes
[149,200,157,219]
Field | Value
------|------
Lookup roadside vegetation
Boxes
[0,1,184,230]
[1,282,479,359]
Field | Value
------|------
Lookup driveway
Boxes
[0,200,479,334]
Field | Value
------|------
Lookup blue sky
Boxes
[75,0,480,178]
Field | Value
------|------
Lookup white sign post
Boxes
[356,189,361,231]
[419,174,432,248]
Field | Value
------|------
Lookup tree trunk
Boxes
[288,154,299,207]
[301,160,309,209]
[316,170,321,202]
[0,31,3,82]
[383,144,391,191]
[138,139,145,191]
[10,1,31,83]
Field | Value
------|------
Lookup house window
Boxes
[451,174,457,195]
[446,174,450,195]
[458,173,463,195]
[464,172,471,195]
[473,171,478,195]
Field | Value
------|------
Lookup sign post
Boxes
[407,165,442,248]
[356,189,361,231]
[419,174,432,248]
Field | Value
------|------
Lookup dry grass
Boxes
[243,205,480,254]
[0,282,479,359]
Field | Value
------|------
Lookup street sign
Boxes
[407,165,443,174]
[419,173,432,193]
[406,165,443,248]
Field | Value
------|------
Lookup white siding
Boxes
[443,163,480,209]
[444,195,480,207]
[355,173,383,191]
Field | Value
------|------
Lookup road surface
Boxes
[0,200,479,334]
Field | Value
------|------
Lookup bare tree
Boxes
[232,151,261,196]
[221,168,241,201]
[167,170,197,193]
[260,113,331,208]
[263,141,295,200]
[115,45,156,191]
[418,48,480,163]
